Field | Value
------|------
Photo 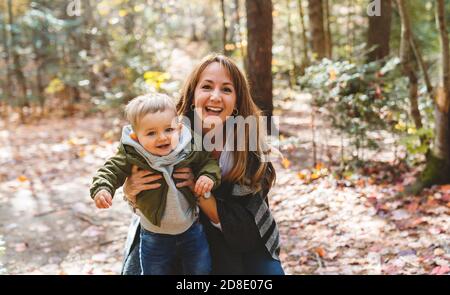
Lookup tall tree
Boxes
[396,0,423,132]
[1,3,12,115]
[367,0,392,61]
[286,0,297,86]
[234,0,246,68]
[220,0,229,55]
[411,0,450,192]
[297,0,309,69]
[245,0,273,129]
[7,0,28,122]
[323,0,332,58]
[307,0,326,59]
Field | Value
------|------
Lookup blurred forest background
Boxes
[0,0,449,275]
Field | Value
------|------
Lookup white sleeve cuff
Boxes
[210,221,222,231]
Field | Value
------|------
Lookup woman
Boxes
[121,54,284,275]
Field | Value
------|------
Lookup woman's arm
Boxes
[197,194,220,224]
[173,167,220,223]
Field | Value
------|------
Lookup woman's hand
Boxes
[173,167,196,193]
[123,165,162,204]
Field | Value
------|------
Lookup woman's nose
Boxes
[210,89,221,101]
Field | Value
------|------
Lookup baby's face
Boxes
[135,109,181,156]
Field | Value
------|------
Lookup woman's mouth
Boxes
[205,106,223,115]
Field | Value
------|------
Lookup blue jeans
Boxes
[139,222,211,275]
[243,245,285,275]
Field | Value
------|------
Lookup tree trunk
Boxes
[286,0,297,86]
[346,0,354,59]
[412,0,450,193]
[221,0,229,55]
[7,0,28,122]
[1,1,12,116]
[245,0,273,130]
[234,0,247,70]
[31,39,46,117]
[307,0,326,59]
[367,0,392,61]
[83,0,93,51]
[297,0,309,70]
[124,0,135,35]
[323,0,332,58]
[188,5,199,41]
[396,0,423,131]
[410,36,433,96]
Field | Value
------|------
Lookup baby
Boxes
[90,93,220,275]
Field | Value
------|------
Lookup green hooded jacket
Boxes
[90,125,221,227]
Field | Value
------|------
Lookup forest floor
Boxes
[0,92,449,275]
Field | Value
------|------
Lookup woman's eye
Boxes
[223,87,232,93]
[202,85,212,90]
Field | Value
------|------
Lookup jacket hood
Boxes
[120,124,192,169]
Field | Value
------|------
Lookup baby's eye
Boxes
[147,131,156,136]
[165,128,175,133]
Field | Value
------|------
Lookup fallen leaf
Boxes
[315,247,326,258]
[315,163,325,170]
[426,196,439,207]
[406,201,419,213]
[397,249,416,257]
[442,193,450,202]
[297,172,307,180]
[434,248,445,256]
[439,184,450,193]
[430,266,450,275]
[15,242,28,252]
[17,175,28,182]
[428,227,443,235]
[281,158,291,169]
[310,173,320,180]
[391,209,410,220]
[328,68,337,81]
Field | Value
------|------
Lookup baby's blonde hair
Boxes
[125,93,177,131]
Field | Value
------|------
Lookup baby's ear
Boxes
[130,132,138,142]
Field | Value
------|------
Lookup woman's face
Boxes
[193,62,237,128]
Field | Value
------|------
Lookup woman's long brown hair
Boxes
[177,53,276,191]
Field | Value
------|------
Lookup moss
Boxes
[406,153,450,195]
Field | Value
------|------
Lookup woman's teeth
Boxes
[205,106,223,114]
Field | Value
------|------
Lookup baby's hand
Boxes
[194,175,214,197]
[94,189,113,209]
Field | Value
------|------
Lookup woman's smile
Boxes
[204,106,224,116]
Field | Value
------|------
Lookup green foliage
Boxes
[300,57,414,159]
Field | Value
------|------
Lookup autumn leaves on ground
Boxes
[0,98,449,275]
